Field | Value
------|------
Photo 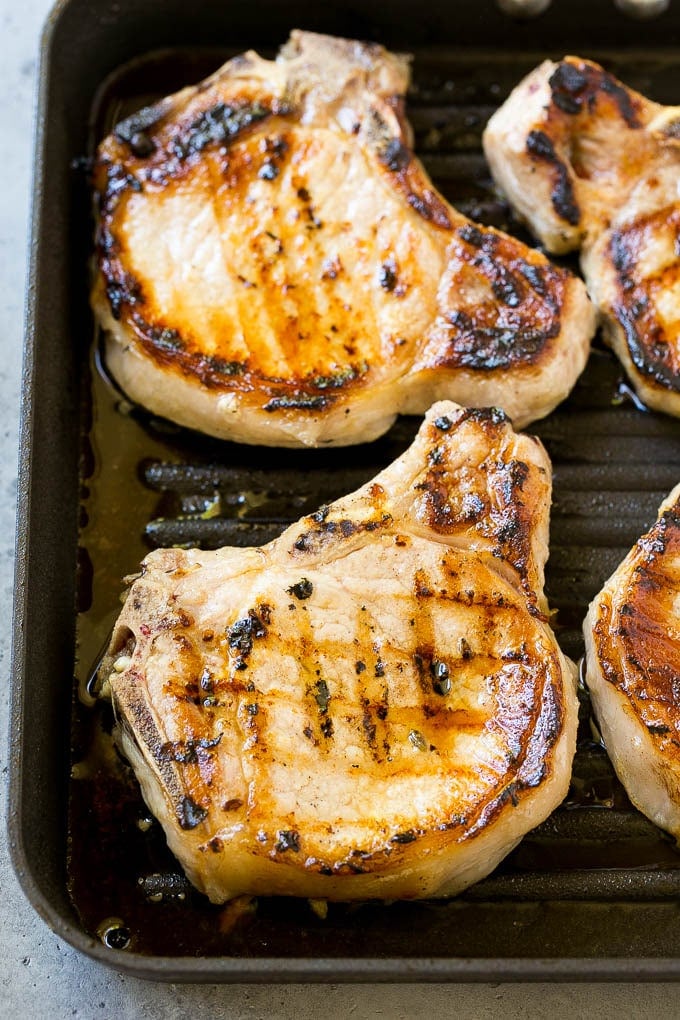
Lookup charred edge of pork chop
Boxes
[585,483,680,839]
[539,56,646,222]
[288,405,551,612]
[102,401,578,901]
[545,58,643,130]
[94,212,576,381]
[91,30,423,410]
[91,33,594,445]
[483,57,655,254]
[423,225,565,370]
[485,55,680,416]
[599,205,680,403]
[534,59,645,234]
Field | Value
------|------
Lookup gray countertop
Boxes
[1,0,678,1014]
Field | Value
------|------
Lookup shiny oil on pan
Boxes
[11,0,680,982]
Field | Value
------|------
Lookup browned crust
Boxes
[371,126,453,230]
[608,206,680,394]
[591,494,680,751]
[488,54,679,416]
[547,59,642,130]
[113,554,566,874]
[288,406,550,600]
[105,403,570,884]
[429,225,565,372]
[523,58,645,229]
[91,36,582,416]
[525,128,580,228]
[94,109,370,412]
[417,410,546,609]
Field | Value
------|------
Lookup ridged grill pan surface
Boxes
[11,0,680,981]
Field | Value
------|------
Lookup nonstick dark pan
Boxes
[10,0,680,982]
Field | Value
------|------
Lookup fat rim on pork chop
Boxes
[99,400,578,904]
[91,31,595,447]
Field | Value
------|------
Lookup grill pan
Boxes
[10,0,680,982]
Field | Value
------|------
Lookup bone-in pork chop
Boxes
[100,401,578,903]
[91,32,595,447]
[484,57,680,416]
[585,484,680,841]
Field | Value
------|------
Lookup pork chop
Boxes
[483,57,680,416]
[100,400,578,903]
[91,32,595,448]
[584,483,680,841]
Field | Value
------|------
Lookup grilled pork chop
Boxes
[100,401,578,903]
[584,484,680,841]
[484,57,680,416]
[91,32,595,448]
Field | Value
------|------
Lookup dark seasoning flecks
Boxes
[69,46,680,959]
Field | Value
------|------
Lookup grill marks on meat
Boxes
[91,32,595,447]
[100,401,578,903]
[483,56,680,416]
[416,226,565,372]
[602,203,680,394]
[584,484,680,842]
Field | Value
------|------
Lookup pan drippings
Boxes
[70,47,680,957]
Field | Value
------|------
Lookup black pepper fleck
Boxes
[177,796,208,830]
[430,660,451,696]
[275,830,300,852]
[287,577,314,600]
